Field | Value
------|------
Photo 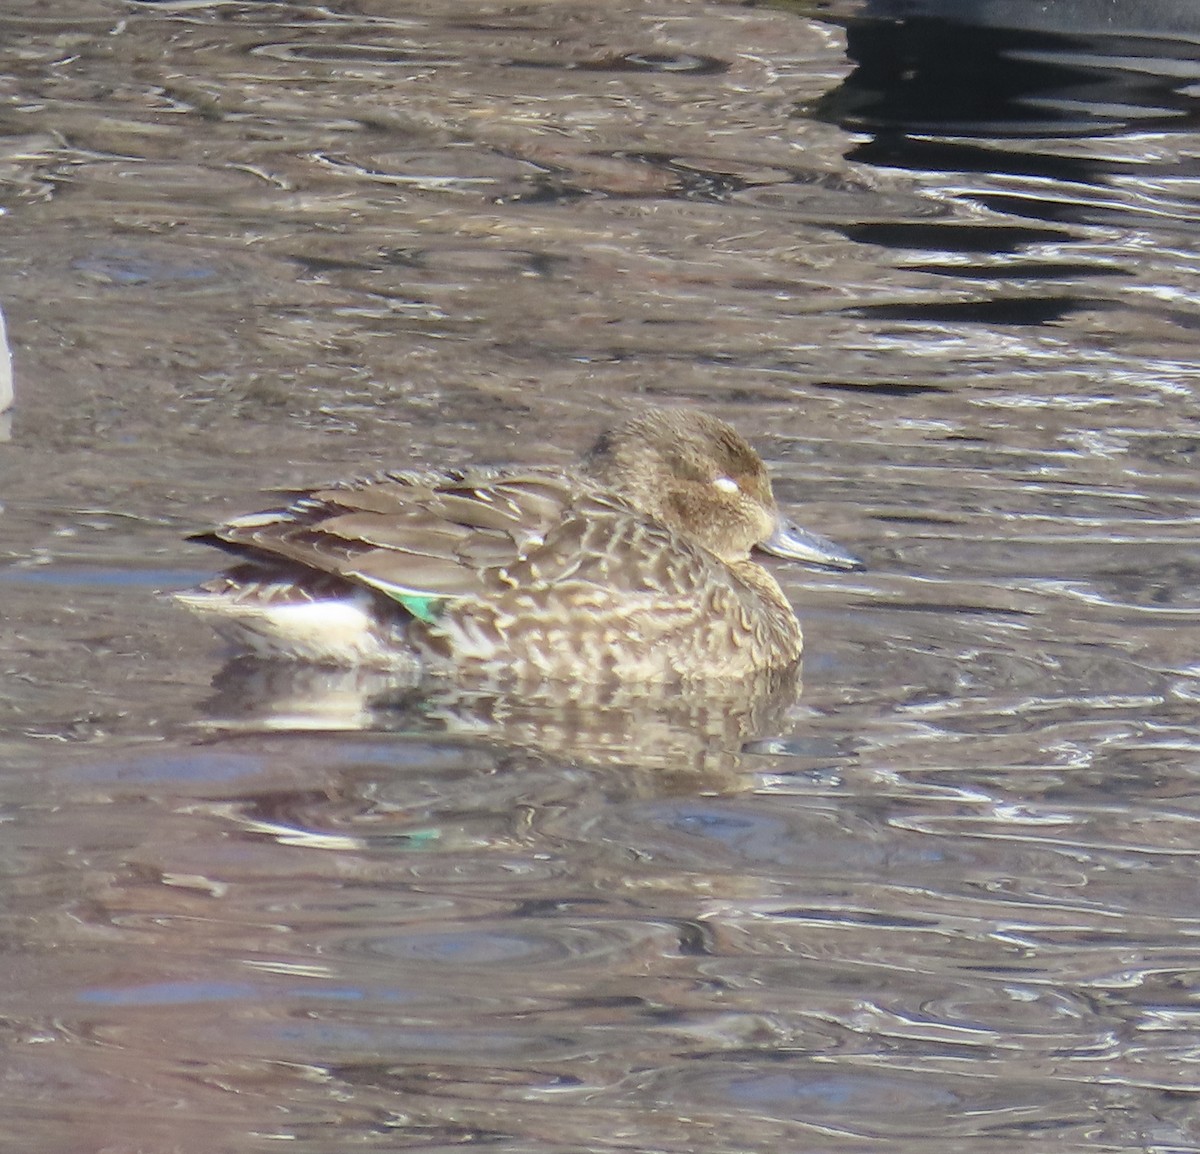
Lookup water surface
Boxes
[3,0,1200,1150]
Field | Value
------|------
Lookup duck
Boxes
[175,407,862,680]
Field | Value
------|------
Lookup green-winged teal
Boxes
[176,407,862,679]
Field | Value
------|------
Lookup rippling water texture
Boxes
[3,0,1200,1149]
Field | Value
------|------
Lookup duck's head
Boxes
[583,407,863,570]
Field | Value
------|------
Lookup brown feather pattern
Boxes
[177,410,846,679]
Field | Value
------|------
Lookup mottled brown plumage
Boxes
[175,407,861,679]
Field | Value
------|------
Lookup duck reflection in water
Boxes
[178,407,862,771]
[200,659,814,781]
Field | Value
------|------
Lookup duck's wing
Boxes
[197,467,581,604]
[431,494,799,678]
[494,493,709,593]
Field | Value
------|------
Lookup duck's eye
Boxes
[712,476,740,495]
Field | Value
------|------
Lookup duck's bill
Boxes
[760,518,865,571]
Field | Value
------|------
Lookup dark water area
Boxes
[3,0,1200,1150]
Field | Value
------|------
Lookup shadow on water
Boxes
[830,8,1200,139]
[762,0,1200,330]
[809,0,1200,146]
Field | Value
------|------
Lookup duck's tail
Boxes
[174,566,419,671]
